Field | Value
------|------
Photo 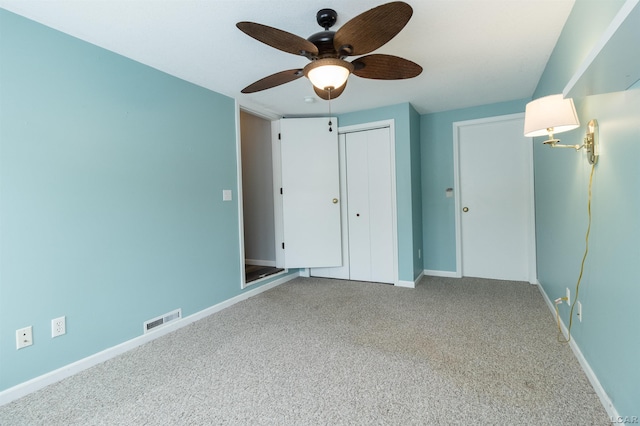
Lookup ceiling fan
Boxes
[236,1,422,100]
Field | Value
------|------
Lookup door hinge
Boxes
[282,242,285,249]
[280,187,283,195]
[278,133,281,140]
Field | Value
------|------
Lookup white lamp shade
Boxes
[304,58,353,91]
[523,94,580,137]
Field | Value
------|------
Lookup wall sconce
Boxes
[524,94,599,165]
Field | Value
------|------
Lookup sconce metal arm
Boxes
[542,119,598,165]
[543,139,583,150]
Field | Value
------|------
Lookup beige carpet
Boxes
[0,276,609,425]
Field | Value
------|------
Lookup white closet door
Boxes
[345,132,372,280]
[346,127,394,283]
[366,128,394,283]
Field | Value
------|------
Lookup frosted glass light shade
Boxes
[524,94,580,137]
[304,58,353,91]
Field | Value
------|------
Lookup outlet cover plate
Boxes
[577,301,582,322]
[52,316,66,337]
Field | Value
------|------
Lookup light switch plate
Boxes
[222,190,232,201]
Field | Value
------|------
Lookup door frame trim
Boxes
[452,113,537,283]
[236,106,289,289]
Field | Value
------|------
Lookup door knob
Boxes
[463,207,469,212]
[332,198,339,204]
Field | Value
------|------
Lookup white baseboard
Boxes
[245,259,276,267]
[396,270,424,289]
[0,273,298,407]
[424,269,460,278]
[536,283,619,420]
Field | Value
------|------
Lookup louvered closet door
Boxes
[346,127,394,283]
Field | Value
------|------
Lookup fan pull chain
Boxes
[327,88,333,132]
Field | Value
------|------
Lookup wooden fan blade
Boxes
[333,2,413,56]
[241,69,304,93]
[237,22,319,57]
[313,81,347,100]
[352,54,422,80]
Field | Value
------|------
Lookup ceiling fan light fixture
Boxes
[304,58,354,91]
[238,2,419,97]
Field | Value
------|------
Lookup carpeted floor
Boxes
[0,276,610,425]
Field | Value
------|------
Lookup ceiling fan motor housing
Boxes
[308,8,344,58]
[307,31,337,58]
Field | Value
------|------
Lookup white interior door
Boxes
[280,118,342,268]
[455,114,534,282]
[309,133,351,279]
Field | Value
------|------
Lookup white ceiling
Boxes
[0,0,575,117]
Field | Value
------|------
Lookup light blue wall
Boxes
[532,0,639,416]
[339,103,423,282]
[0,9,291,392]
[420,99,530,272]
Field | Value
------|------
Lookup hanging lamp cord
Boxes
[556,162,596,343]
[327,88,333,132]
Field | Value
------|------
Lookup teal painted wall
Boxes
[532,0,639,416]
[339,103,422,282]
[420,99,530,272]
[0,10,290,392]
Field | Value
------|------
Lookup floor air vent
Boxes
[143,309,182,333]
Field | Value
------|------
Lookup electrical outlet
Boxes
[16,326,33,349]
[52,316,66,338]
[566,288,571,306]
[577,301,582,322]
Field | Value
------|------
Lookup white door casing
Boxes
[453,113,536,283]
[280,117,342,268]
